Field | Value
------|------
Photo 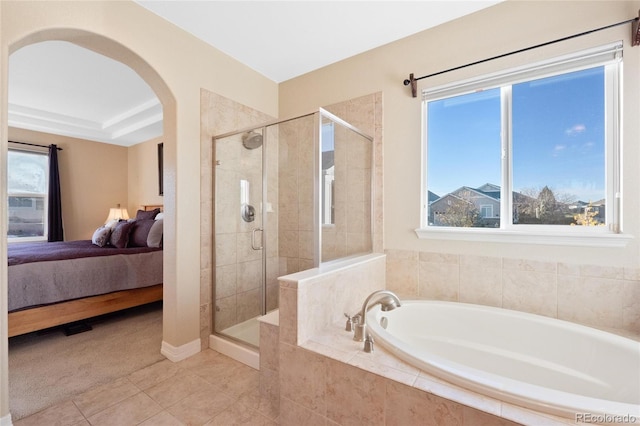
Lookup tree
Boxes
[439,198,479,227]
[515,185,575,224]
[572,202,603,226]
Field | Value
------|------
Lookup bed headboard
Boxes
[141,204,163,212]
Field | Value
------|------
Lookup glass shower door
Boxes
[213,128,265,348]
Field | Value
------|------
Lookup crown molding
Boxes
[8,99,162,146]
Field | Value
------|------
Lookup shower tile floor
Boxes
[13,349,278,425]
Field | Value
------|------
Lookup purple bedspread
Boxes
[8,240,161,266]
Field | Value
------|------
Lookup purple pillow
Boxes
[109,221,134,248]
[135,208,160,221]
[129,219,156,247]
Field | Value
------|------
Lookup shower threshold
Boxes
[221,316,260,347]
[210,316,261,369]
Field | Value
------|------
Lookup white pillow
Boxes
[91,226,112,247]
[147,219,163,248]
[105,219,120,229]
[154,212,164,220]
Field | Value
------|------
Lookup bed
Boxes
[7,205,164,337]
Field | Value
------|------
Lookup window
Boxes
[419,43,624,244]
[321,122,335,225]
[8,147,48,241]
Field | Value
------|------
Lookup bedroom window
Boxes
[8,147,48,242]
[418,42,624,245]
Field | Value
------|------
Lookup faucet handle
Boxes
[364,333,375,353]
[344,313,354,332]
[352,313,362,325]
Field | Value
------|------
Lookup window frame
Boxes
[416,42,631,247]
[7,145,49,243]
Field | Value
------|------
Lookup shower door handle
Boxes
[251,228,263,250]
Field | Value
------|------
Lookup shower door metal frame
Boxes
[211,108,375,345]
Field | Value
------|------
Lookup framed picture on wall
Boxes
[158,142,163,196]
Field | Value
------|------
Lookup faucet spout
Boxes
[353,290,401,343]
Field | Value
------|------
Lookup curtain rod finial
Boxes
[633,11,640,46]
[404,73,417,98]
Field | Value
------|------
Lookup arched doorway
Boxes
[4,28,176,419]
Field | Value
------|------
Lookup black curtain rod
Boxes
[404,14,640,98]
[9,140,62,151]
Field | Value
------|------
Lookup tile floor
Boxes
[14,349,278,426]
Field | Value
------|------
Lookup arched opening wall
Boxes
[0,1,278,422]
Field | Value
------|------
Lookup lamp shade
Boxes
[105,204,129,224]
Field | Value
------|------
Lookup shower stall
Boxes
[212,108,374,349]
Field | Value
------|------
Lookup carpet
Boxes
[8,302,165,420]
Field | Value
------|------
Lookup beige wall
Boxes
[1,0,278,420]
[127,135,164,214]
[9,128,129,241]
[279,0,640,268]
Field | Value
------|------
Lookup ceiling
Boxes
[8,1,502,146]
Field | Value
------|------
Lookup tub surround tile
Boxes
[282,253,385,345]
[259,322,279,372]
[385,249,419,297]
[419,251,459,264]
[301,339,358,364]
[278,286,298,345]
[348,353,417,387]
[624,267,640,281]
[460,254,502,269]
[578,264,624,280]
[385,380,464,426]
[279,343,327,414]
[326,358,386,425]
[502,258,556,273]
[500,403,576,425]
[462,406,522,426]
[459,265,502,308]
[557,263,580,277]
[557,276,623,329]
[414,374,502,418]
[279,396,327,426]
[419,260,460,301]
[502,270,557,318]
[622,280,640,333]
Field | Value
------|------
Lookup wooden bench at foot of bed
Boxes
[8,284,163,338]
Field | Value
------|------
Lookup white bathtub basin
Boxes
[367,300,640,419]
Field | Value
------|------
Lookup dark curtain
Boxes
[47,144,64,241]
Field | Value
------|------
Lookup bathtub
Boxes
[367,300,640,419]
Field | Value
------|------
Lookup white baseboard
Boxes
[161,338,201,362]
[0,413,12,426]
[209,334,259,370]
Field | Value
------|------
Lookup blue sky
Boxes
[426,66,605,203]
